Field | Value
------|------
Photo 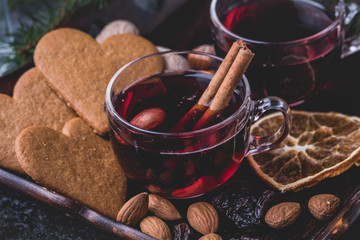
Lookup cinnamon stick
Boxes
[192,41,254,130]
[171,40,245,132]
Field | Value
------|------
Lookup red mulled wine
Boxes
[213,0,341,105]
[223,0,334,42]
[109,72,248,198]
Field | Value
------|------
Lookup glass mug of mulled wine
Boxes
[210,0,360,106]
[105,51,291,198]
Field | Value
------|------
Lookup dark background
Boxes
[0,0,359,239]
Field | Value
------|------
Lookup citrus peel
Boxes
[247,110,360,193]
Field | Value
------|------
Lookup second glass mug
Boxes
[105,51,291,198]
[210,0,360,106]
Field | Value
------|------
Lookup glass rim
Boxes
[210,0,344,46]
[105,50,252,138]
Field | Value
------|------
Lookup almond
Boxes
[140,216,172,240]
[187,202,219,235]
[265,202,301,229]
[148,194,181,221]
[199,233,223,240]
[308,194,340,220]
[116,192,148,226]
[130,108,166,130]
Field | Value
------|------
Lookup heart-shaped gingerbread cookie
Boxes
[15,118,127,219]
[34,28,163,135]
[0,68,77,174]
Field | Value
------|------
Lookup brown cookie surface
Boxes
[34,28,163,135]
[0,68,77,174]
[15,118,127,219]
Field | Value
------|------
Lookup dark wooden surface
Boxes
[0,0,359,239]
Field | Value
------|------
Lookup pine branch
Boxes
[0,0,108,77]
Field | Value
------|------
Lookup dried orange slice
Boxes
[247,110,360,193]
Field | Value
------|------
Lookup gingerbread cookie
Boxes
[15,118,127,219]
[34,28,163,135]
[0,68,77,174]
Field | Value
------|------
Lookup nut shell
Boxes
[308,194,340,220]
[148,194,181,221]
[187,202,219,235]
[96,19,140,43]
[140,216,172,240]
[157,46,190,71]
[265,202,301,229]
[116,192,148,226]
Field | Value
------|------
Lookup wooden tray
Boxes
[0,161,359,239]
[0,0,359,239]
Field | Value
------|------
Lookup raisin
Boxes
[226,195,261,231]
[211,180,251,213]
[255,190,278,219]
[210,180,266,233]
[173,223,193,240]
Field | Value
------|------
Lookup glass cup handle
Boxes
[246,97,292,156]
[342,1,360,57]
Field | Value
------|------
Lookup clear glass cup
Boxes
[210,0,360,106]
[105,51,291,198]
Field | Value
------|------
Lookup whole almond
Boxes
[199,233,222,240]
[140,216,172,240]
[130,108,166,130]
[265,202,301,229]
[187,202,219,235]
[149,194,181,221]
[116,192,148,226]
[308,194,340,220]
